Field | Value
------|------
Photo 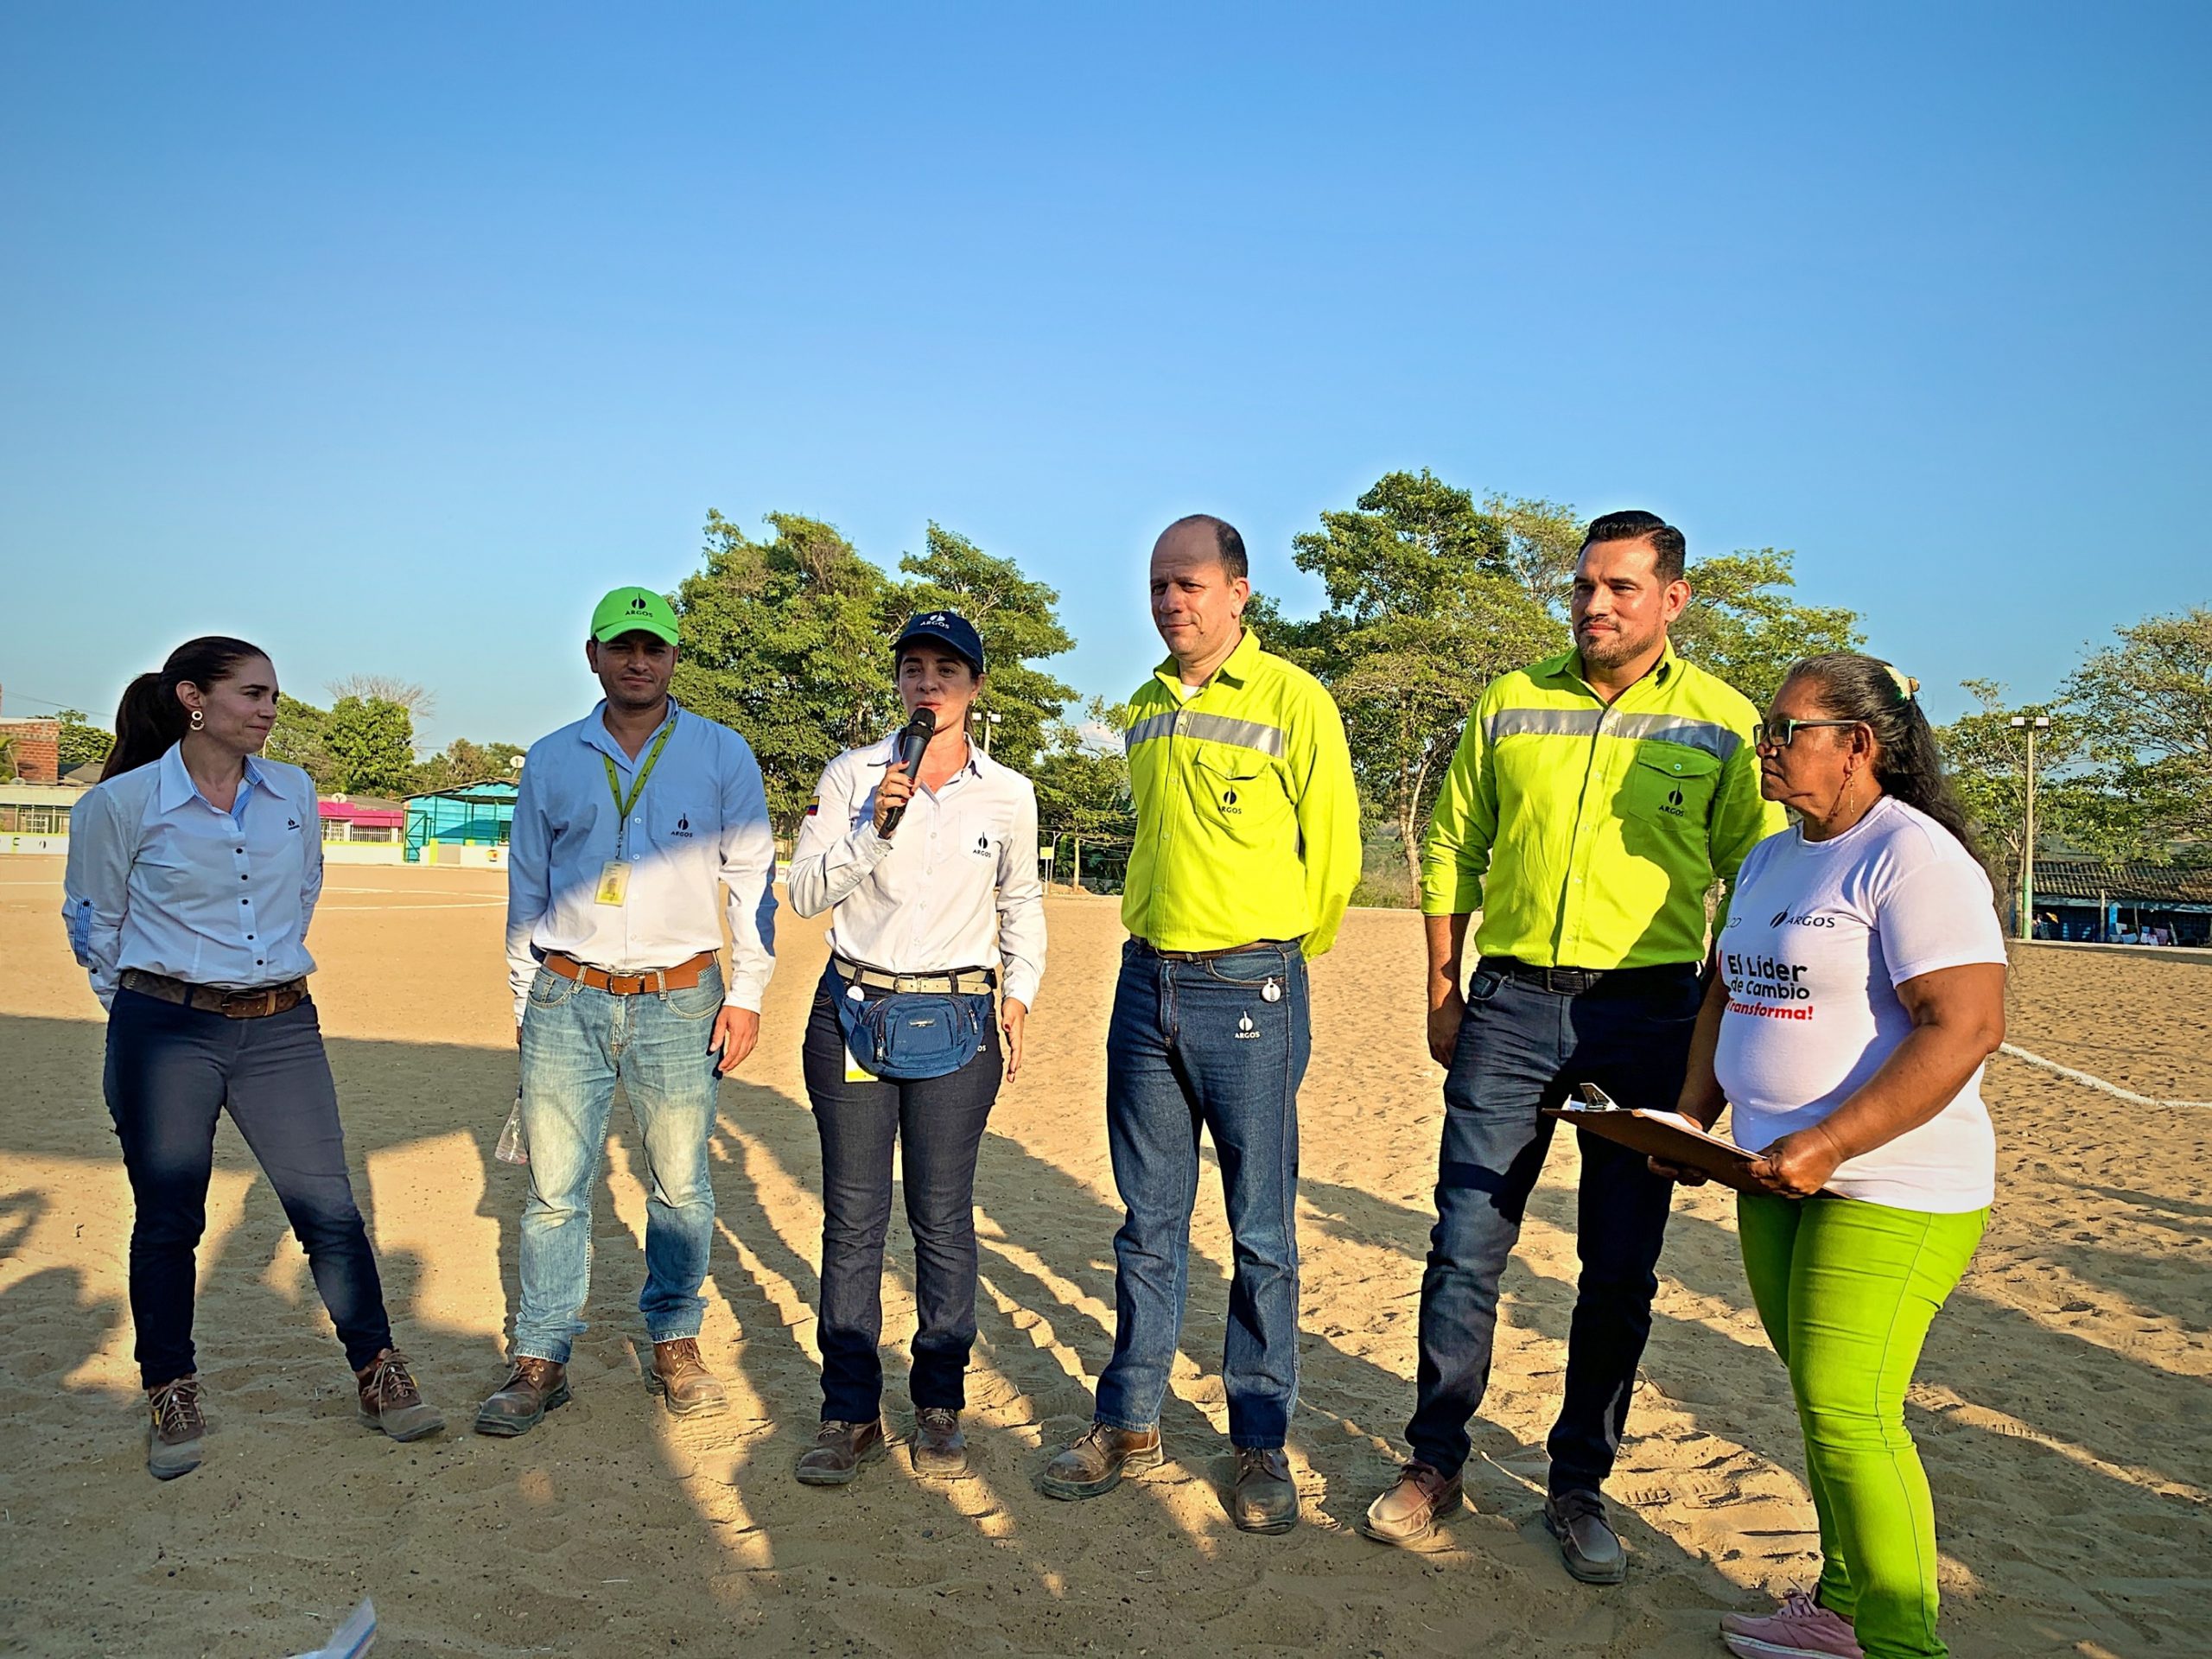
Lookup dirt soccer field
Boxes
[1,855,2207,1656]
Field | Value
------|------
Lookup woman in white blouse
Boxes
[64,637,442,1480]
[784,610,1046,1488]
[1656,653,2006,1659]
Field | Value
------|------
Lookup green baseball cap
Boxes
[590,587,680,645]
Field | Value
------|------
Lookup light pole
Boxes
[2008,715,2052,939]
[969,708,1002,755]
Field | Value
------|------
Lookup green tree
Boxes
[266,694,334,788]
[1939,680,2093,928]
[321,696,416,796]
[1289,471,1564,886]
[55,709,115,772]
[1482,494,1584,620]
[893,523,1077,773]
[411,738,525,796]
[2064,607,2212,844]
[671,511,899,830]
[1030,697,1137,890]
[1672,548,1864,711]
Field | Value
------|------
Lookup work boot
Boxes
[1360,1461,1464,1544]
[1544,1488,1627,1584]
[355,1349,445,1441]
[648,1338,728,1418]
[147,1375,206,1481]
[912,1407,971,1479]
[1230,1446,1298,1534]
[474,1357,570,1438]
[1039,1421,1164,1499]
[795,1419,887,1486]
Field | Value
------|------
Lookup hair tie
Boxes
[1885,664,1919,702]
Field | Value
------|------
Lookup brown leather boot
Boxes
[356,1349,446,1442]
[474,1357,570,1438]
[911,1407,970,1479]
[1039,1421,1164,1499]
[147,1376,206,1481]
[795,1418,887,1486]
[1360,1461,1464,1544]
[649,1338,728,1418]
[1230,1446,1298,1534]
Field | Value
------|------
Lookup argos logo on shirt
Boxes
[1770,908,1836,929]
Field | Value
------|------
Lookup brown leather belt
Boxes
[120,969,308,1020]
[542,950,719,995]
[1130,938,1294,963]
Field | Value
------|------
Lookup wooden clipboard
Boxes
[1542,1084,1781,1196]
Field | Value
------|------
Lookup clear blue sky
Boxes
[3,3,2205,748]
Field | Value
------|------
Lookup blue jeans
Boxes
[512,964,724,1363]
[1407,961,1701,1491]
[1096,939,1310,1449]
[801,968,1001,1422]
[104,988,393,1389]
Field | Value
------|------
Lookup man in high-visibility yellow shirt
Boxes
[1042,513,1359,1535]
[1362,512,1783,1582]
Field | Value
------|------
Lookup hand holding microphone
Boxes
[874,708,937,837]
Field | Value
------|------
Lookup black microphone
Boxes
[878,707,937,836]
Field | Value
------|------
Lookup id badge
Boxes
[843,1050,879,1084]
[594,860,632,906]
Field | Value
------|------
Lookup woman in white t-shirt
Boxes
[1656,653,2007,1659]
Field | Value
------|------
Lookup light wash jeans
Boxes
[512,963,723,1363]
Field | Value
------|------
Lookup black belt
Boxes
[1130,938,1294,963]
[831,957,996,995]
[1479,955,1700,996]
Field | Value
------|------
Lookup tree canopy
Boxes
[671,510,1077,830]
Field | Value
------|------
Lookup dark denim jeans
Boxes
[801,968,1001,1423]
[1406,961,1700,1494]
[1096,939,1310,1449]
[104,988,393,1389]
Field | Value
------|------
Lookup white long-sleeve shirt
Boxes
[786,734,1046,1008]
[505,700,778,1020]
[63,746,322,1008]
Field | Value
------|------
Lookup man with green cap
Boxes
[477,586,779,1437]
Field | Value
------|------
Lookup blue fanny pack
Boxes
[833,982,990,1081]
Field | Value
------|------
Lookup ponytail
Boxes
[1781,652,1987,871]
[100,636,270,781]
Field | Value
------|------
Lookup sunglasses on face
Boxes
[1755,716,1862,751]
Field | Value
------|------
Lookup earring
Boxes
[188,709,205,730]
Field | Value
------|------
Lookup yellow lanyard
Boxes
[601,713,676,858]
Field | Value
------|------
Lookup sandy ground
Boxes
[1,855,2207,1657]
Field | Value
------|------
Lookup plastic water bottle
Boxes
[495,1090,529,1166]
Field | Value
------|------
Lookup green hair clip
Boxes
[1885,664,1920,702]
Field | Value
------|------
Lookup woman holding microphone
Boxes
[785,610,1046,1486]
[64,637,443,1479]
[1656,653,2005,1659]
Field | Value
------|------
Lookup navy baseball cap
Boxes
[893,609,986,674]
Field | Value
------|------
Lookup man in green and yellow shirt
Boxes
[1362,511,1784,1582]
[1042,513,1359,1535]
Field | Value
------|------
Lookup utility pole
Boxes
[2008,715,2052,939]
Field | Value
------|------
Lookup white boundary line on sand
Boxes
[1996,1043,2212,1109]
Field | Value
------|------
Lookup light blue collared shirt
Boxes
[64,745,323,1008]
[505,699,779,1019]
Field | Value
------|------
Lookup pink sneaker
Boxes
[1719,1589,1863,1658]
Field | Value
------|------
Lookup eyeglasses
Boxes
[1755,716,1863,751]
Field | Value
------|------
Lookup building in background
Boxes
[404,780,518,863]
[2031,859,2212,945]
[318,795,407,844]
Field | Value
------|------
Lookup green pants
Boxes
[1738,1192,1986,1659]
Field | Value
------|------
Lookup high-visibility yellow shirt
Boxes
[1122,629,1363,958]
[1421,643,1784,968]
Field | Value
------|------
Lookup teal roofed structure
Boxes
[404,780,519,863]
